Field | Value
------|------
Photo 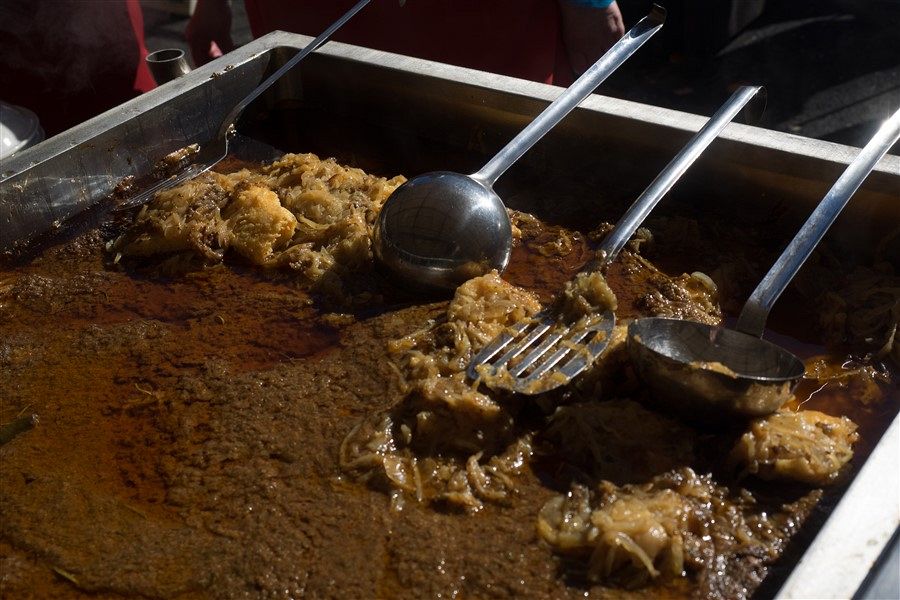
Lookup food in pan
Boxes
[341,271,541,511]
[1,152,896,599]
[111,153,406,301]
[557,270,618,319]
[729,410,858,485]
[537,468,819,588]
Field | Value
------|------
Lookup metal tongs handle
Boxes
[736,105,900,337]
[471,4,667,186]
[598,85,765,264]
[216,0,371,139]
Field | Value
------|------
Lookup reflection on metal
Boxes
[469,85,764,394]
[373,171,511,290]
[627,317,804,420]
[121,0,371,210]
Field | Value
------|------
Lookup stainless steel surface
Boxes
[628,106,900,419]
[214,0,369,142]
[145,48,191,85]
[467,306,617,393]
[855,527,900,600]
[0,31,897,599]
[372,5,665,291]
[468,86,763,394]
[470,4,665,186]
[119,0,370,210]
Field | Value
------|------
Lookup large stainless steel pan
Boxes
[0,32,897,599]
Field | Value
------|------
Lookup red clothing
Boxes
[127,0,157,94]
[0,0,155,136]
[243,0,576,86]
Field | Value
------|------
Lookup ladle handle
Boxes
[216,0,370,139]
[736,105,900,337]
[471,5,666,186]
[598,85,764,263]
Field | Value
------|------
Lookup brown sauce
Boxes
[1,186,897,600]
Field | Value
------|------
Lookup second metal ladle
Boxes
[628,105,900,420]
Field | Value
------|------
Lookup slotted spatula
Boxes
[118,0,370,210]
[467,85,765,394]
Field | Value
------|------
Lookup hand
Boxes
[185,0,235,66]
[559,1,626,76]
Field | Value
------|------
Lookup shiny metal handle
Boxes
[216,0,370,139]
[598,85,764,263]
[472,4,666,186]
[736,105,900,337]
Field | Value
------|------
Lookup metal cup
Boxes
[146,49,191,85]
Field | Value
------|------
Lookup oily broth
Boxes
[0,158,896,599]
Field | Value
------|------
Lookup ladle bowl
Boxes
[373,172,511,290]
[628,318,805,419]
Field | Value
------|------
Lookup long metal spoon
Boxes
[628,105,900,421]
[468,86,765,394]
[373,5,666,291]
[118,0,371,210]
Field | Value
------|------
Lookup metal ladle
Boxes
[373,5,666,291]
[627,105,900,421]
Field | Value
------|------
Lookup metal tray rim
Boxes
[4,31,899,182]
